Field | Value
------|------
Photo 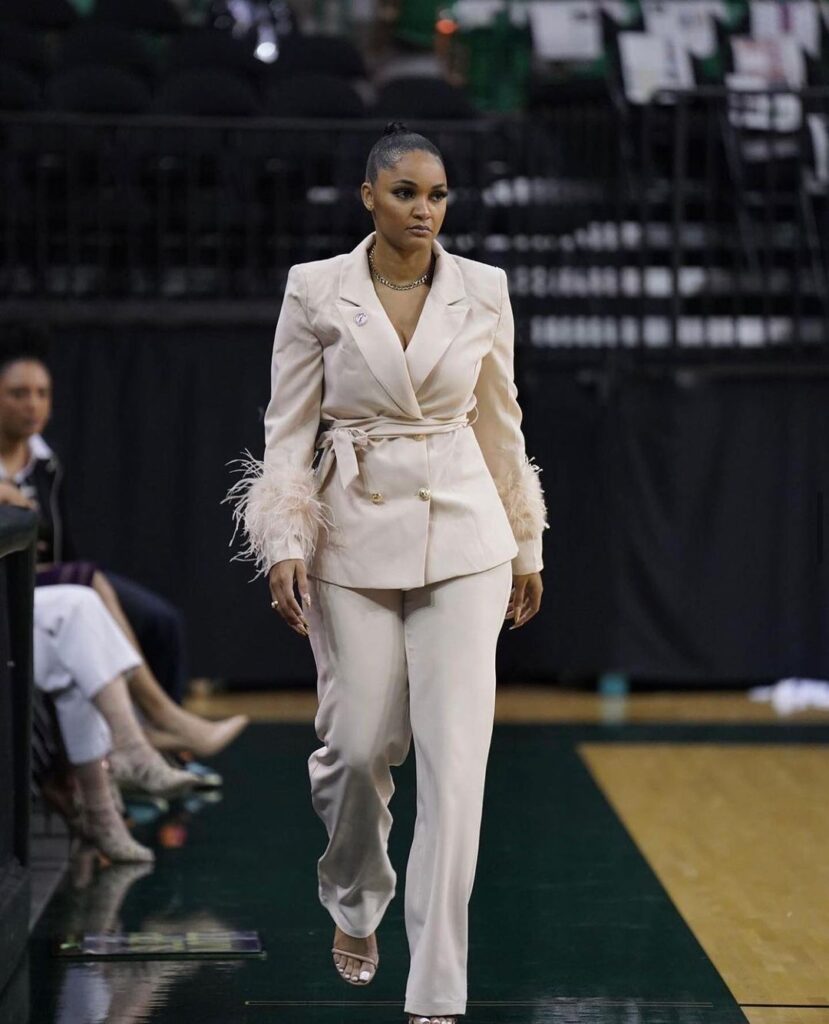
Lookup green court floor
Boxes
[21,721,829,1024]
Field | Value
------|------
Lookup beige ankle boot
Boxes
[82,806,155,864]
[108,743,196,797]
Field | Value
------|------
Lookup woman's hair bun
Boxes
[383,120,409,137]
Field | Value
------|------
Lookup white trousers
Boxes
[33,585,141,765]
[305,560,513,1018]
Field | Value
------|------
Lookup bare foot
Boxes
[332,925,378,984]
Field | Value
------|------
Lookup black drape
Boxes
[0,557,13,864]
[527,367,829,683]
[47,328,829,683]
[49,325,295,681]
[608,372,829,680]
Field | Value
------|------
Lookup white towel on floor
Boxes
[749,678,829,715]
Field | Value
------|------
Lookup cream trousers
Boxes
[33,585,140,765]
[305,560,513,1018]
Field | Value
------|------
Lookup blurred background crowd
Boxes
[2,0,829,115]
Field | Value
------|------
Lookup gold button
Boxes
[412,434,426,441]
[370,492,384,504]
[418,487,431,501]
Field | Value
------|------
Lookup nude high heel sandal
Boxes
[331,930,379,985]
[143,715,248,759]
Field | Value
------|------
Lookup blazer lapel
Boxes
[337,232,471,416]
[404,237,470,395]
[337,232,422,419]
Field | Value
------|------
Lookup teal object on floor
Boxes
[183,761,223,788]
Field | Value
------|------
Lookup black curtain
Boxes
[526,367,829,683]
[48,324,300,681]
[47,328,829,683]
[608,372,829,681]
[0,559,13,863]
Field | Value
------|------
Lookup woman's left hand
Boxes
[506,571,543,630]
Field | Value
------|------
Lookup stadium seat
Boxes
[374,77,478,119]
[91,0,182,33]
[266,33,367,80]
[47,66,152,114]
[0,25,51,83]
[166,29,263,88]
[154,69,261,116]
[0,65,42,111]
[0,0,77,29]
[264,73,365,118]
[58,24,158,84]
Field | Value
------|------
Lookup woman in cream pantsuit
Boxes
[229,123,548,1024]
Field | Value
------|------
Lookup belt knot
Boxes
[317,426,370,489]
[315,415,471,491]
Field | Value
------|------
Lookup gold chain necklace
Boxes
[368,243,434,291]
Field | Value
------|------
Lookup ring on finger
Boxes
[271,600,279,609]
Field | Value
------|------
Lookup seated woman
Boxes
[0,333,248,755]
[0,329,202,704]
[34,585,199,862]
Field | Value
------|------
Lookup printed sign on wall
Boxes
[642,0,726,58]
[749,0,821,58]
[619,31,695,102]
[528,1,603,60]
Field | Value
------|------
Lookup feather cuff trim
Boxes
[224,453,334,578]
[495,456,549,541]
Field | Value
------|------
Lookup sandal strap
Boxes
[331,946,379,967]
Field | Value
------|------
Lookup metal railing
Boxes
[611,86,829,356]
[1,94,827,358]
[0,114,509,300]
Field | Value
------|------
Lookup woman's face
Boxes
[0,359,52,441]
[361,150,448,252]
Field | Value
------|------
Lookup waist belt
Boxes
[316,410,477,490]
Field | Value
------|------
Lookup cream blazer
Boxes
[229,231,548,589]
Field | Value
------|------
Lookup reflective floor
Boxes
[14,716,829,1024]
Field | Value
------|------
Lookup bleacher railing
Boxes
[1,94,827,358]
[614,85,829,357]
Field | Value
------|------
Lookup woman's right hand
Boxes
[268,559,312,638]
[0,481,35,509]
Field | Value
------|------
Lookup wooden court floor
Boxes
[18,688,829,1024]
